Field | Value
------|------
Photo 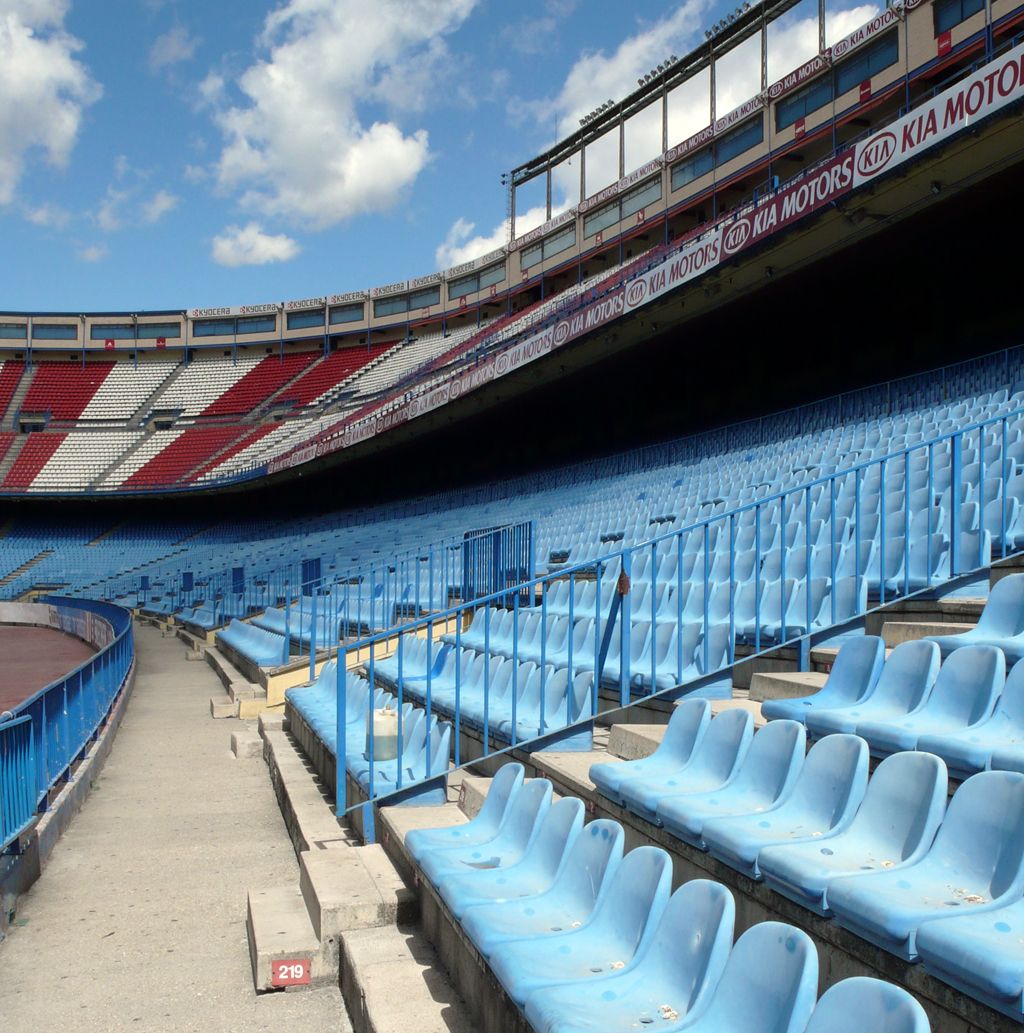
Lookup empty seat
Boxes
[521,879,735,1033]
[589,699,710,806]
[656,719,806,848]
[803,978,931,1033]
[805,639,941,738]
[761,636,885,723]
[828,770,1024,959]
[487,845,673,1006]
[856,645,1004,757]
[924,572,1024,659]
[758,750,948,915]
[702,734,869,879]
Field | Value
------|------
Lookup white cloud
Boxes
[0,0,101,206]
[435,203,563,268]
[96,186,128,231]
[211,222,300,266]
[77,242,107,263]
[141,188,179,223]
[205,0,478,231]
[149,24,200,73]
[24,200,70,228]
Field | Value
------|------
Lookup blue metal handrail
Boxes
[0,597,134,852]
[326,401,1023,829]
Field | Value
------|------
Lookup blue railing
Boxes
[321,404,1024,827]
[0,597,134,852]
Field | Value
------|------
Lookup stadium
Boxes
[2,0,1024,1030]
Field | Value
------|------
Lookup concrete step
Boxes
[340,924,475,1033]
[607,723,664,761]
[232,728,263,759]
[710,697,766,727]
[749,670,827,702]
[299,844,416,950]
[881,620,974,648]
[246,886,327,992]
[210,696,238,719]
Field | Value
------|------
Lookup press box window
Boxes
[137,322,181,340]
[715,115,764,166]
[330,302,364,324]
[776,75,834,131]
[32,324,79,340]
[0,323,27,339]
[520,224,577,269]
[671,148,714,191]
[834,30,899,95]
[934,0,984,34]
[91,323,135,340]
[286,309,325,330]
[237,315,276,334]
[449,261,506,298]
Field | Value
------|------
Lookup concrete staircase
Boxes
[0,548,54,588]
[0,433,26,483]
[1,365,34,430]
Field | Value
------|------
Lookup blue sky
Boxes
[0,0,877,313]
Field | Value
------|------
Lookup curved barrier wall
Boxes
[0,598,134,851]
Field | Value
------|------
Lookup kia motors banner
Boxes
[854,40,1024,187]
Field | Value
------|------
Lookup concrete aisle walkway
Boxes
[0,623,349,1033]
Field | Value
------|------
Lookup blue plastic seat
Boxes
[806,640,940,738]
[406,762,524,863]
[917,895,1024,1020]
[758,750,947,915]
[487,845,673,1006]
[619,708,754,825]
[521,879,735,1033]
[656,719,806,847]
[990,744,1024,773]
[856,645,1004,758]
[589,699,711,806]
[828,770,1024,959]
[761,635,885,723]
[918,656,1024,778]
[666,922,818,1033]
[803,978,931,1033]
[702,733,869,879]
[437,796,584,918]
[418,778,552,886]
[461,818,625,959]
[924,573,1024,658]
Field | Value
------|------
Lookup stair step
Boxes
[881,620,974,648]
[340,924,475,1033]
[608,723,665,761]
[231,729,263,759]
[710,697,766,727]
[246,886,325,992]
[749,670,827,702]
[299,844,415,944]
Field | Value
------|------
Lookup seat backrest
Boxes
[928,770,1024,896]
[730,720,806,800]
[695,922,818,1033]
[804,978,931,1033]
[474,762,525,833]
[497,777,553,846]
[977,573,1024,637]
[688,708,755,782]
[922,645,1004,725]
[641,880,736,1015]
[518,797,585,878]
[873,639,941,711]
[817,635,886,706]
[997,658,1024,725]
[585,845,673,952]
[844,750,947,861]
[656,698,712,762]
[784,733,869,828]
[554,819,625,913]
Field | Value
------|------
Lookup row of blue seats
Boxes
[405,764,931,1033]
[590,701,1024,1016]
[216,618,286,667]
[286,662,451,802]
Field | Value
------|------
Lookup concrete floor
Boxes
[0,622,350,1033]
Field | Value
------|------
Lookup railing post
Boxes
[951,431,963,574]
[619,550,632,708]
[335,645,347,818]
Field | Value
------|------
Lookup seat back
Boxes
[872,640,941,712]
[654,698,712,763]
[976,573,1024,637]
[816,636,886,707]
[695,922,818,1033]
[496,778,553,849]
[473,762,525,835]
[584,845,673,954]
[804,978,931,1033]
[687,708,755,783]
[729,720,806,800]
[928,770,1024,896]
[843,750,947,861]
[921,645,1004,726]
[554,819,625,913]
[996,658,1024,726]
[784,733,869,828]
[517,797,585,879]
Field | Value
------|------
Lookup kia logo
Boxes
[553,321,570,345]
[857,132,897,177]
[723,219,752,253]
[625,279,648,307]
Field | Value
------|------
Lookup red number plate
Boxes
[272,959,311,987]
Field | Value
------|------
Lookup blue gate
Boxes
[462,521,535,606]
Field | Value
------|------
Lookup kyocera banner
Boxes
[720,153,854,259]
[854,40,1024,187]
